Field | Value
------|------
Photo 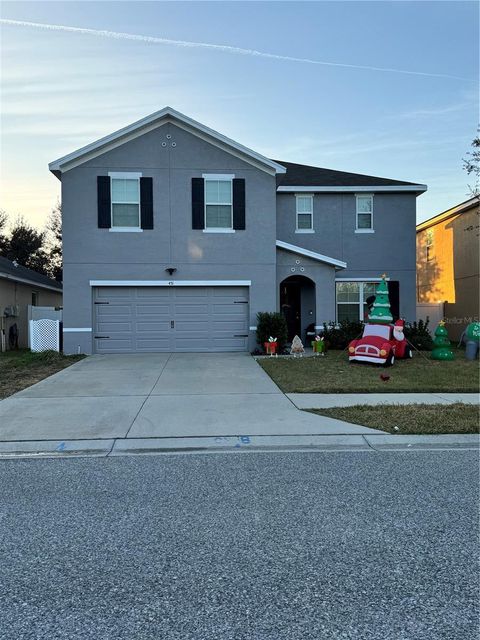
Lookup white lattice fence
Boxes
[29,319,60,352]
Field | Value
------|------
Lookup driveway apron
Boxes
[0,353,378,441]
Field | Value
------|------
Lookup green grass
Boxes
[310,403,480,434]
[258,348,479,393]
[0,350,85,399]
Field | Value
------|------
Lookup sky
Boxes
[0,1,478,228]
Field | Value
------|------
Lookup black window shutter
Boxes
[233,179,246,230]
[97,176,111,228]
[140,177,153,229]
[192,178,205,229]
[389,280,400,320]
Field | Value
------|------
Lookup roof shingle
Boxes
[273,160,421,188]
[0,256,62,291]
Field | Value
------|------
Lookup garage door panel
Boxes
[136,338,172,351]
[97,321,133,333]
[94,286,249,353]
[96,304,132,316]
[136,322,171,332]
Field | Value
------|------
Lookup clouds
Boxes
[1,18,471,81]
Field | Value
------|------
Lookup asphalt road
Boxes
[0,450,478,640]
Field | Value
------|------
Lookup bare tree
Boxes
[463,130,480,197]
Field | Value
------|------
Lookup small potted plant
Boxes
[311,335,325,355]
[264,336,278,356]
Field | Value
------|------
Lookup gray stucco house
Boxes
[49,107,427,354]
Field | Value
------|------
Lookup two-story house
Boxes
[49,107,426,354]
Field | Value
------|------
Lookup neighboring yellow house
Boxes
[416,196,479,340]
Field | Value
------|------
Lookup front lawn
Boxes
[258,349,479,393]
[311,403,480,434]
[0,350,85,399]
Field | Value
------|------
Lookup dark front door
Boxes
[280,281,301,341]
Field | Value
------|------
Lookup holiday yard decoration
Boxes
[290,335,305,356]
[368,274,393,324]
[431,321,454,361]
[348,274,412,366]
[311,335,325,355]
[264,336,278,356]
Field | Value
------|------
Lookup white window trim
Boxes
[203,173,234,231]
[355,194,374,232]
[336,281,378,322]
[295,194,314,232]
[109,171,142,230]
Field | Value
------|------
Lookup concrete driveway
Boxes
[0,353,377,441]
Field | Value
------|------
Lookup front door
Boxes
[280,281,301,342]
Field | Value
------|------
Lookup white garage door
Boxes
[93,286,249,353]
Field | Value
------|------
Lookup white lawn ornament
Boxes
[290,335,305,357]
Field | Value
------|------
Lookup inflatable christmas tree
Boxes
[431,320,454,361]
[368,274,393,324]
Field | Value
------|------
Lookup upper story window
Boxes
[31,291,39,306]
[296,194,314,232]
[204,175,233,230]
[355,195,374,232]
[110,173,141,229]
[426,229,434,261]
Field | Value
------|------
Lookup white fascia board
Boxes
[49,107,286,176]
[276,240,347,269]
[416,196,480,232]
[0,272,62,293]
[277,185,427,193]
[90,280,252,287]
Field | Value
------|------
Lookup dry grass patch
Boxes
[0,350,85,399]
[310,403,479,434]
[258,349,479,393]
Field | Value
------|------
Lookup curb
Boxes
[364,434,480,450]
[0,434,478,458]
[0,439,114,458]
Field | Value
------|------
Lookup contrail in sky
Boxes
[0,18,470,81]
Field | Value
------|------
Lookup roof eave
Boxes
[276,240,347,269]
[0,271,62,292]
[277,185,427,194]
[416,196,480,231]
[49,107,286,177]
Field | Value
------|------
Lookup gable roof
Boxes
[0,257,62,292]
[276,240,346,269]
[274,160,427,193]
[416,196,479,232]
[49,107,286,178]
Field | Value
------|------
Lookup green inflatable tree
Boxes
[431,320,454,361]
[368,274,393,324]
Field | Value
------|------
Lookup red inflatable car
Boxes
[348,320,412,366]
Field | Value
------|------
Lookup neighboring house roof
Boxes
[274,160,427,193]
[276,240,347,269]
[0,257,62,292]
[416,196,480,232]
[49,107,286,177]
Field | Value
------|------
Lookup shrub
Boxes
[404,318,433,351]
[322,320,364,350]
[256,312,288,351]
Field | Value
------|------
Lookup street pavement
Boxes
[0,449,478,640]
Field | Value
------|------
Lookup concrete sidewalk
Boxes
[287,392,480,409]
